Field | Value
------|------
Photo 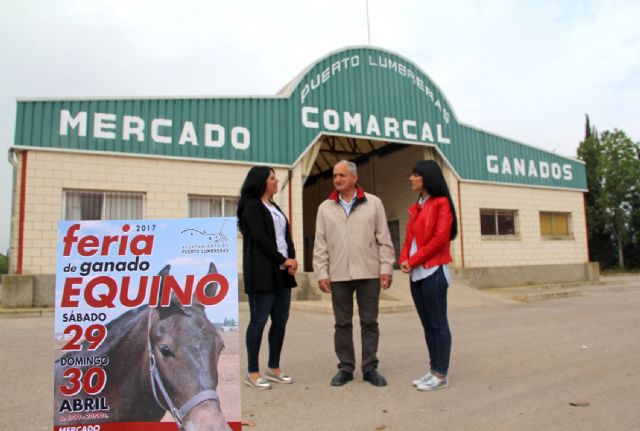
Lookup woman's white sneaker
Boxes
[412,372,433,387]
[416,375,448,391]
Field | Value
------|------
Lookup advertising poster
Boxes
[53,218,241,431]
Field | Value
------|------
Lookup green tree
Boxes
[578,127,640,269]
[595,130,640,268]
[578,127,616,267]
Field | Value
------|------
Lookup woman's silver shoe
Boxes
[264,368,294,384]
[244,374,272,389]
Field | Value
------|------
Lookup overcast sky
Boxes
[1,0,639,254]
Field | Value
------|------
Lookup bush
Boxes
[0,254,8,274]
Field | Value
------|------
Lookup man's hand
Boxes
[318,278,331,293]
[380,274,392,290]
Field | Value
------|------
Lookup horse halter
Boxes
[147,312,221,429]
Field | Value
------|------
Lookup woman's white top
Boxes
[263,201,289,261]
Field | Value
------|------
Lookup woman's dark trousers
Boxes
[410,266,452,376]
[246,288,291,373]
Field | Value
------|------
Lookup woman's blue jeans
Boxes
[246,288,291,373]
[410,266,452,376]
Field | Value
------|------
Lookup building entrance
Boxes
[300,134,438,272]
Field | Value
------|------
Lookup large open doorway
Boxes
[300,134,441,272]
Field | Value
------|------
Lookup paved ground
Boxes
[1,275,639,430]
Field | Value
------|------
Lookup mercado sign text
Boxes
[60,109,251,149]
[487,154,573,181]
[301,106,450,144]
[298,53,451,124]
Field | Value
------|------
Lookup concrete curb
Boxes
[480,278,624,303]
[0,307,54,318]
[507,289,583,303]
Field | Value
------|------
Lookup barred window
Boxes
[64,190,144,220]
[480,209,517,236]
[540,212,571,237]
[189,195,239,218]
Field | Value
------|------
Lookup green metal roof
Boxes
[14,46,586,190]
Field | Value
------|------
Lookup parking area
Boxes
[2,275,639,430]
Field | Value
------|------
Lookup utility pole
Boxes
[366,0,371,45]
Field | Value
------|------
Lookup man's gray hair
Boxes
[335,160,357,175]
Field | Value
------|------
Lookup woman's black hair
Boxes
[411,160,458,240]
[237,166,274,234]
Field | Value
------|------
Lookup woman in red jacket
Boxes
[399,160,458,391]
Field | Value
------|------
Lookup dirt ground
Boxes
[2,275,640,430]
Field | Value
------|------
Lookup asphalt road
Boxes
[2,276,639,430]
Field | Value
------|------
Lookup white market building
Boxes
[7,46,595,305]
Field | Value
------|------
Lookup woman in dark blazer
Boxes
[237,166,298,389]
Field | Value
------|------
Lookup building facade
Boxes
[7,46,593,303]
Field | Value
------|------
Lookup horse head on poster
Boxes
[147,262,230,431]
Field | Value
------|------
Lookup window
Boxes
[189,195,239,218]
[480,209,517,236]
[540,212,571,237]
[64,190,144,220]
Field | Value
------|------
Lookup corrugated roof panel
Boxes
[14,46,586,190]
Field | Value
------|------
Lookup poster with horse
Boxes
[53,218,241,431]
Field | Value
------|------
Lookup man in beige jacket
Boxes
[313,160,395,387]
